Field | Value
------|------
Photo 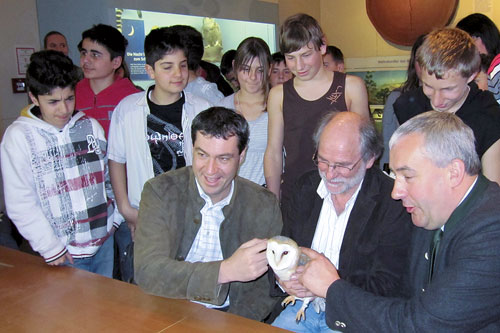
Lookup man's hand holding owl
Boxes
[299,247,340,298]
[278,267,315,298]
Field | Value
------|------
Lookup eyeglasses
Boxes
[312,151,363,174]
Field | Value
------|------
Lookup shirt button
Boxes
[421,288,425,292]
[424,252,429,260]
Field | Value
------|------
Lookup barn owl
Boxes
[267,236,325,321]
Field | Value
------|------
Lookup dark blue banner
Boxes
[123,19,149,81]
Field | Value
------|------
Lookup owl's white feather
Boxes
[267,236,301,281]
[266,236,325,322]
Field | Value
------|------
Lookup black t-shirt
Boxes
[394,82,500,158]
[146,86,186,176]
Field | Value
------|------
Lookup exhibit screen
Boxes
[116,8,276,83]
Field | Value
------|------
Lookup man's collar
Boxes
[457,176,477,207]
[443,175,486,233]
[195,178,234,207]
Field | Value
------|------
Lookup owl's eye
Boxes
[283,251,289,255]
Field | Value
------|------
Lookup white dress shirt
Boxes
[311,179,363,268]
[185,179,234,308]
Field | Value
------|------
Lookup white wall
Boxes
[0,0,39,138]
[0,0,39,210]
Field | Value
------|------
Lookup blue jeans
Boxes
[0,214,18,250]
[272,300,338,333]
[66,234,114,278]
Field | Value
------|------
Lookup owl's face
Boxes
[266,236,300,280]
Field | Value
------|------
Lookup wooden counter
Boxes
[0,246,284,332]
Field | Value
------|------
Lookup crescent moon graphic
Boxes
[128,25,134,36]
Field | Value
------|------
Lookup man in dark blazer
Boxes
[299,111,500,332]
[271,111,413,331]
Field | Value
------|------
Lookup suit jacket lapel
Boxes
[339,168,377,269]
[301,192,324,248]
[177,168,205,258]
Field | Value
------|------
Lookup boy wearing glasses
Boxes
[270,111,412,331]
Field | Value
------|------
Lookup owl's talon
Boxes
[295,308,306,322]
[282,295,296,307]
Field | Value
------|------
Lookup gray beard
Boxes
[319,161,366,195]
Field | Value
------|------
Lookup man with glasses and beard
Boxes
[271,111,413,332]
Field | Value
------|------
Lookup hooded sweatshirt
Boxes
[1,105,114,262]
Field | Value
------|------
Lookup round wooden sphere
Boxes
[366,0,458,46]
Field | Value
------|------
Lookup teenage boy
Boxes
[394,27,500,185]
[264,13,370,203]
[323,45,345,72]
[76,24,139,137]
[171,25,224,104]
[269,52,293,88]
[221,49,239,91]
[108,27,211,282]
[1,50,115,277]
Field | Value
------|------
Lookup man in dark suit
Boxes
[299,111,500,332]
[271,111,413,331]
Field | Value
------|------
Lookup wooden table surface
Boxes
[0,246,284,332]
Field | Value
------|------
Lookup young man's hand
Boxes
[218,238,269,284]
[48,252,74,266]
[122,205,139,241]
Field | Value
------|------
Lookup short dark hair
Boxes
[280,13,324,54]
[191,107,249,154]
[325,45,344,63]
[26,50,80,98]
[144,27,188,67]
[480,53,494,72]
[456,13,500,56]
[170,25,203,71]
[78,24,127,60]
[43,31,66,49]
[220,49,236,75]
[271,52,286,65]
